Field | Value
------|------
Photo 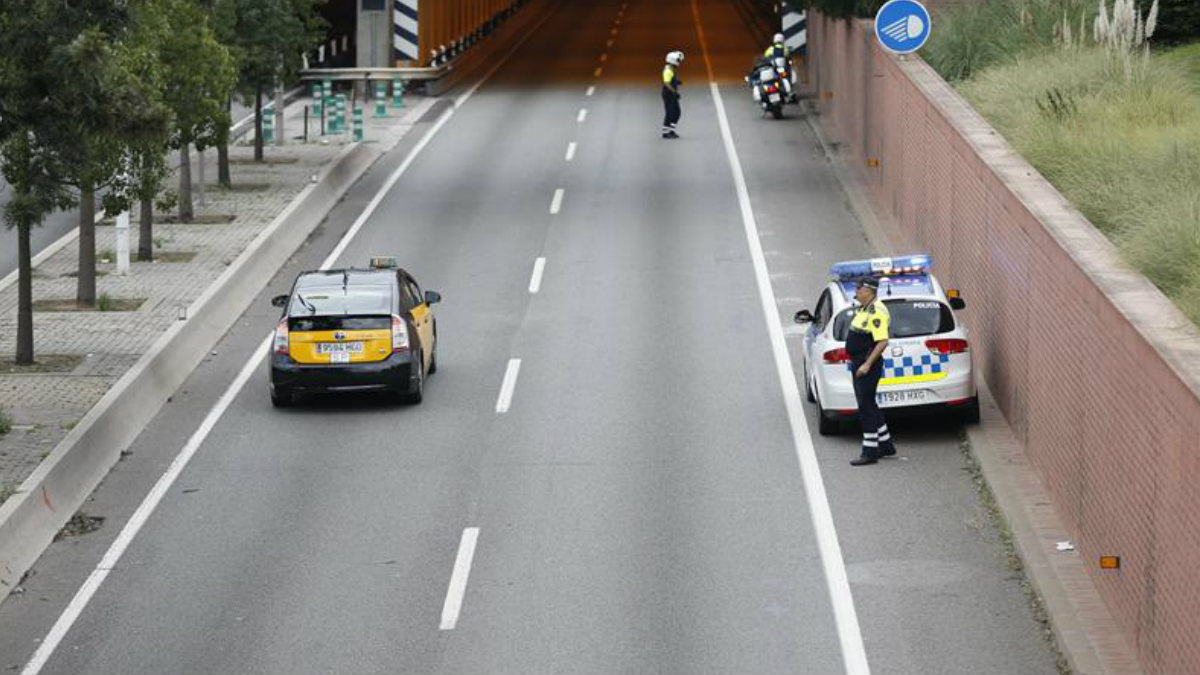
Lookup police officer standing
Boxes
[846,277,896,465]
[661,50,684,139]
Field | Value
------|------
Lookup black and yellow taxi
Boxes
[268,257,441,407]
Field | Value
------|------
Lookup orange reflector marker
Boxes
[823,91,834,100]
[867,158,880,167]
[1100,556,1121,570]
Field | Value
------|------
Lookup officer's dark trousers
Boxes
[852,361,895,458]
[662,90,680,133]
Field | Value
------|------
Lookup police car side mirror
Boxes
[425,290,442,305]
[949,297,966,310]
[271,294,289,308]
[794,309,814,324]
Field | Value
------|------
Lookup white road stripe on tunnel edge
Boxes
[586,85,596,97]
[689,1,871,674]
[550,188,565,214]
[529,257,546,294]
[565,142,577,161]
[13,4,568,670]
[439,528,480,630]
[495,359,522,414]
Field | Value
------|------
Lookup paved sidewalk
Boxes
[0,93,430,503]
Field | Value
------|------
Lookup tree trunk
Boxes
[76,180,96,307]
[217,95,232,187]
[254,84,264,162]
[16,218,34,365]
[178,141,194,223]
[138,196,154,262]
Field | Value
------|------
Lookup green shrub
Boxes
[1153,0,1200,45]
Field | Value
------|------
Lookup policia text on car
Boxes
[847,277,897,465]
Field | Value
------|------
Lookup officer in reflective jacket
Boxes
[661,50,684,139]
[846,277,896,465]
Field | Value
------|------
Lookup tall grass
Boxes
[956,45,1200,322]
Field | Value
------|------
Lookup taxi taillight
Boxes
[391,315,410,353]
[823,348,851,364]
[926,338,969,355]
[273,319,289,355]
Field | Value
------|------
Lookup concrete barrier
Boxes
[0,102,436,602]
[807,14,1200,674]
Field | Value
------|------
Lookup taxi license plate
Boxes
[877,390,926,405]
[317,343,363,363]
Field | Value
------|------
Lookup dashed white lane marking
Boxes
[550,188,565,214]
[565,142,577,162]
[610,27,618,36]
[439,528,480,630]
[690,0,871,673]
[577,108,588,123]
[495,359,522,414]
[600,53,608,62]
[593,66,603,77]
[586,85,596,97]
[606,38,614,47]
[529,257,546,294]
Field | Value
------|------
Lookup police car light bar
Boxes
[830,254,932,280]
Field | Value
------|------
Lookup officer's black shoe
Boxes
[662,131,679,139]
[850,457,879,466]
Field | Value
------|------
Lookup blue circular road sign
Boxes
[874,0,932,54]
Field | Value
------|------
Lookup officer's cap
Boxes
[857,276,879,290]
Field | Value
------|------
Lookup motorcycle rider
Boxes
[762,32,797,102]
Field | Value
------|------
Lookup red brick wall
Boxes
[807,14,1200,674]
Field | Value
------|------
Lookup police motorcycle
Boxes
[746,59,787,119]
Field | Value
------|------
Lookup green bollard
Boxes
[374,82,388,118]
[262,104,274,143]
[310,82,322,118]
[334,95,346,134]
[353,107,364,141]
[392,77,405,109]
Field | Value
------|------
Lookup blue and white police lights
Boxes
[874,0,932,54]
[831,254,932,280]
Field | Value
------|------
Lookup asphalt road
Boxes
[0,2,1062,674]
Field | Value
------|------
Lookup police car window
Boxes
[815,290,832,329]
[831,300,955,340]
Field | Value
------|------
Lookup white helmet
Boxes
[666,50,684,66]
[773,32,785,44]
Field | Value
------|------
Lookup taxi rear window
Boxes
[288,286,390,320]
[289,316,391,332]
[832,300,955,340]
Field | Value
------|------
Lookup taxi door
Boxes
[403,274,434,371]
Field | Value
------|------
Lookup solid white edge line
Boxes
[439,527,480,630]
[586,85,596,97]
[550,188,565,215]
[565,142,577,162]
[15,9,555,671]
[689,2,870,674]
[528,257,546,294]
[495,359,521,414]
[577,108,588,123]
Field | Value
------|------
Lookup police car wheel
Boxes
[803,362,815,403]
[815,393,840,435]
[959,396,980,425]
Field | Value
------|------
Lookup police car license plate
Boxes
[768,93,781,102]
[877,390,926,405]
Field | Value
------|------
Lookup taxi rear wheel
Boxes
[403,351,425,404]
[427,326,438,375]
[271,388,295,408]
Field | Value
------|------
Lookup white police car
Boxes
[793,254,978,435]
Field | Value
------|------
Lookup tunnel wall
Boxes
[807,14,1200,675]
[392,0,535,66]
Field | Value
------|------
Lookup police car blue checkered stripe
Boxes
[883,353,949,379]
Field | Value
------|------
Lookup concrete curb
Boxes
[802,105,1142,675]
[0,99,436,602]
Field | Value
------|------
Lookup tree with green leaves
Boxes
[159,0,236,222]
[231,0,325,162]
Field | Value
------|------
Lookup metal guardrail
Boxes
[300,66,451,83]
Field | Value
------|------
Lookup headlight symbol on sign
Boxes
[874,0,932,54]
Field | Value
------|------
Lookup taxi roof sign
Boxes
[831,254,932,280]
[369,256,399,269]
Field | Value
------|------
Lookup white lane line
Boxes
[610,27,618,36]
[14,12,543,672]
[600,53,608,62]
[528,257,546,293]
[565,142,577,162]
[586,85,596,97]
[593,66,603,77]
[495,359,522,414]
[577,108,588,123]
[606,38,614,47]
[549,188,565,215]
[439,528,480,630]
[689,1,871,675]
